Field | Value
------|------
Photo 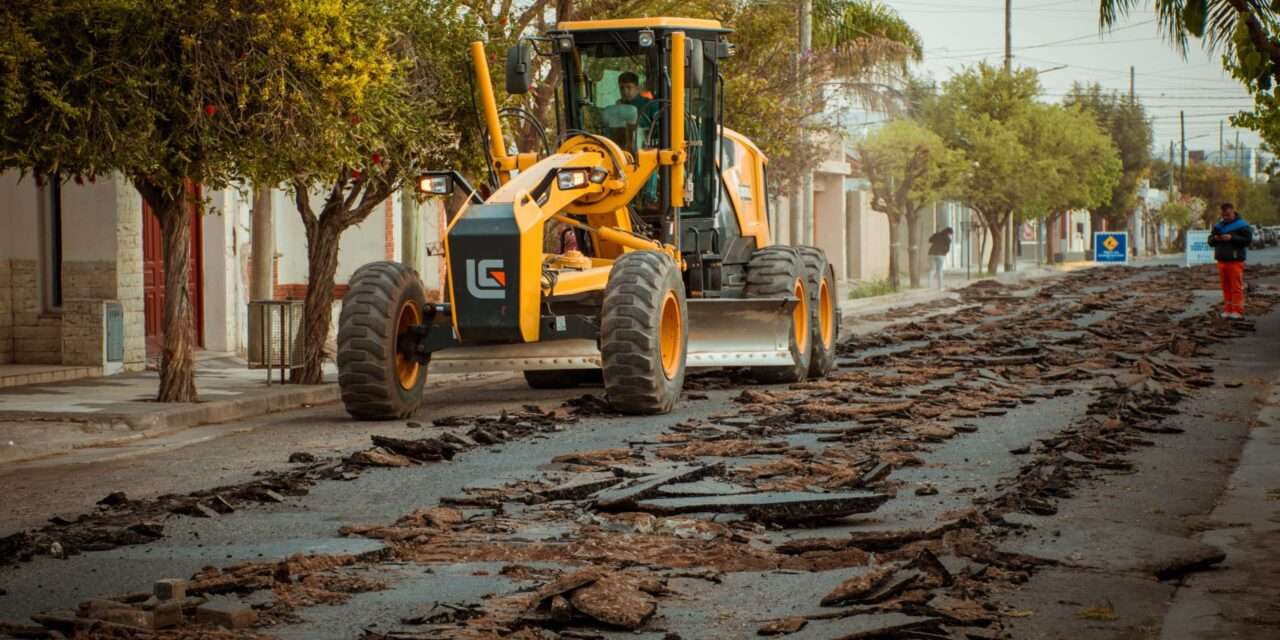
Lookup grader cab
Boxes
[336,17,839,419]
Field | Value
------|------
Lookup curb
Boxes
[0,384,339,466]
[0,384,339,432]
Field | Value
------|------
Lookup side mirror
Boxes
[505,42,534,94]
[686,39,704,89]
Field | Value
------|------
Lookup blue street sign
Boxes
[1093,232,1128,263]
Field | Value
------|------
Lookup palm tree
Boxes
[811,0,923,114]
[1098,1,1280,86]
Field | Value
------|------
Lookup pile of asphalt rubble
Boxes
[2,264,1279,639]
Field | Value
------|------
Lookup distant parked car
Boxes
[1250,225,1267,249]
[1267,226,1280,247]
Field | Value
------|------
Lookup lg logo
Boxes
[465,259,507,300]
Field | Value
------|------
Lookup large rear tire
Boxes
[600,251,687,414]
[745,247,811,384]
[336,261,428,420]
[797,246,838,378]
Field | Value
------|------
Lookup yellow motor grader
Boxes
[336,17,839,418]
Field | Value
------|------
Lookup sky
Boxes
[885,0,1261,158]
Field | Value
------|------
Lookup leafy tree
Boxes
[1241,178,1280,224]
[923,63,1043,274]
[1018,103,1123,262]
[252,0,480,384]
[855,120,962,288]
[1180,162,1249,225]
[1063,83,1152,234]
[0,0,390,401]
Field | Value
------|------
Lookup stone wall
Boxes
[10,258,62,364]
[113,180,145,371]
[0,259,11,364]
[61,299,105,366]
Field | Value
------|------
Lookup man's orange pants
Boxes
[1217,261,1245,315]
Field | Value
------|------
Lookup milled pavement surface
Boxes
[0,251,1277,639]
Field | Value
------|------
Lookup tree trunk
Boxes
[905,210,922,288]
[887,215,901,290]
[152,190,198,402]
[987,215,1004,275]
[1045,212,1059,264]
[294,216,342,384]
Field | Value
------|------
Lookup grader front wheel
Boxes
[336,261,429,420]
[600,251,688,414]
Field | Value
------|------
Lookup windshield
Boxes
[568,43,660,157]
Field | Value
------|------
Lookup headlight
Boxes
[416,174,451,195]
[638,30,655,48]
[557,169,589,190]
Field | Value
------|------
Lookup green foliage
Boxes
[1063,83,1153,227]
[922,64,1043,228]
[1180,162,1250,224]
[1157,201,1194,229]
[1017,103,1122,221]
[1099,2,1280,150]
[922,63,1120,272]
[846,278,897,299]
[857,120,962,215]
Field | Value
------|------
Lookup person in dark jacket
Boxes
[1206,202,1252,319]
[927,227,953,290]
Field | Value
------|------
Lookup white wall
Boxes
[1,172,41,262]
[203,186,251,353]
[60,179,121,261]
[274,188,396,286]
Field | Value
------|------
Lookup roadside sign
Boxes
[1185,230,1214,266]
[1093,232,1128,263]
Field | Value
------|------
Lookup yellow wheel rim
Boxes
[793,279,809,354]
[395,300,422,390]
[818,277,834,347]
[659,291,683,380]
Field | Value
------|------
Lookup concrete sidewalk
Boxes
[0,355,339,464]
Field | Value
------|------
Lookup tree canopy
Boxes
[1063,82,1152,229]
[855,119,961,288]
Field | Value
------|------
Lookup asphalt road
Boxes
[2,250,1279,639]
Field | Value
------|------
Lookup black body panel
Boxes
[447,204,523,343]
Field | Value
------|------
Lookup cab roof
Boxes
[554,17,728,33]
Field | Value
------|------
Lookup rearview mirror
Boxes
[505,41,534,94]
[686,39,704,89]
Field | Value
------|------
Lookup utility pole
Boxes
[250,186,274,302]
[1004,0,1012,71]
[1180,111,1186,193]
[1129,66,1135,104]
[1003,0,1016,271]
[1236,131,1242,177]
[1169,140,1176,196]
[796,0,813,247]
[1220,121,1224,164]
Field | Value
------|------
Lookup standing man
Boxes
[1207,203,1252,319]
[927,227,954,290]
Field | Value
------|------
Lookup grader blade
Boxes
[428,339,601,374]
[685,298,798,369]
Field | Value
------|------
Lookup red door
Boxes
[142,185,205,357]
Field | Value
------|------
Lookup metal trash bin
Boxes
[247,300,304,384]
